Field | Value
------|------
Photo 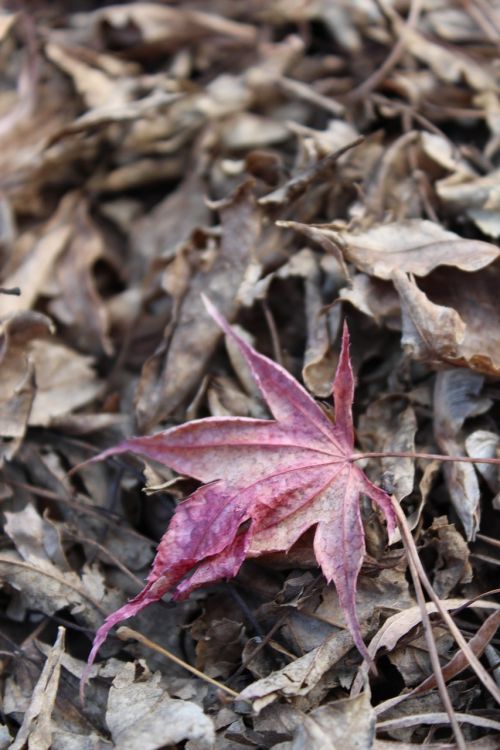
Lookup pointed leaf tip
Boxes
[202,293,225,329]
[332,319,355,446]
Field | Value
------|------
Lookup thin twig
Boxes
[116,626,239,698]
[394,497,466,749]
[64,529,144,588]
[228,611,289,684]
[390,497,500,705]
[261,300,283,367]
[228,573,323,682]
[349,0,422,101]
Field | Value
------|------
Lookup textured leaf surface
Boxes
[85,298,396,673]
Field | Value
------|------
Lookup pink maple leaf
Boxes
[84,297,396,677]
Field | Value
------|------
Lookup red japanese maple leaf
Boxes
[84,297,396,674]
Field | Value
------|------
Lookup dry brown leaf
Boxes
[0,195,76,319]
[27,339,102,426]
[402,26,497,92]
[2,505,121,630]
[436,170,500,239]
[135,180,262,428]
[351,599,500,696]
[105,661,214,750]
[420,132,475,177]
[44,198,114,355]
[70,3,256,51]
[132,170,211,263]
[426,518,472,598]
[302,267,341,398]
[359,400,417,503]
[339,274,400,328]
[238,628,356,712]
[393,267,500,377]
[0,311,53,460]
[9,628,65,750]
[465,430,500,506]
[389,628,453,690]
[0,58,79,215]
[192,617,247,679]
[332,221,499,281]
[290,689,375,750]
[434,369,492,538]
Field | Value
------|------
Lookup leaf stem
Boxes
[353,451,500,465]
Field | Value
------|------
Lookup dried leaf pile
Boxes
[0,2,499,749]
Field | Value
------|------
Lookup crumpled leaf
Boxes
[339,274,400,328]
[48,198,114,356]
[465,430,500,508]
[290,689,375,750]
[436,169,500,240]
[434,369,492,539]
[0,311,51,461]
[0,193,75,319]
[351,598,500,696]
[358,400,417,503]
[393,266,500,376]
[0,306,102,446]
[302,261,342,398]
[134,180,262,429]
[402,24,497,92]
[84,298,396,675]
[1,505,121,630]
[69,3,256,52]
[394,271,466,365]
[27,339,103,426]
[329,220,499,281]
[10,627,65,750]
[425,517,472,598]
[105,661,214,750]
[239,628,356,713]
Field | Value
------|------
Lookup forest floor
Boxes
[0,2,500,748]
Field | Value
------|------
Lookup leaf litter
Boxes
[1,1,500,748]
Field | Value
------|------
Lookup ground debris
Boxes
[1,2,499,747]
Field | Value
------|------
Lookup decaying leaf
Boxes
[105,661,214,750]
[351,598,500,697]
[239,628,356,712]
[1,504,121,630]
[358,400,417,503]
[394,265,500,376]
[0,311,50,461]
[3,1,500,745]
[84,299,396,675]
[434,369,491,539]
[134,180,263,428]
[290,689,375,749]
[10,628,65,750]
[309,220,500,281]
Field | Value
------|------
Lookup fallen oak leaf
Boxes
[80,296,397,689]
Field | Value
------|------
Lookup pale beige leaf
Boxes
[10,627,65,750]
